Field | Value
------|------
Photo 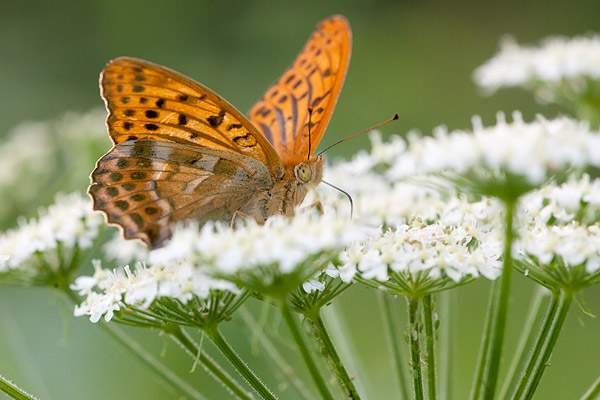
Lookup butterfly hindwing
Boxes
[90,139,273,248]
[247,15,352,166]
[101,57,284,179]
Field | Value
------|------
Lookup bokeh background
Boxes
[1,1,600,399]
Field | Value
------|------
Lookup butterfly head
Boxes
[294,155,323,187]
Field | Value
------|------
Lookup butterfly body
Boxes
[90,15,351,248]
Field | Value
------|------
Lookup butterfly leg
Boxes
[301,201,324,215]
[230,210,252,228]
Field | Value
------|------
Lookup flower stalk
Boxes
[168,326,256,400]
[474,199,516,400]
[513,290,573,399]
[407,297,425,400]
[380,293,410,400]
[0,373,39,400]
[280,299,333,400]
[306,312,361,399]
[205,327,277,400]
[423,295,437,400]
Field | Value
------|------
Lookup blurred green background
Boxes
[1,1,600,399]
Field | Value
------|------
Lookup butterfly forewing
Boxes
[101,57,283,179]
[90,140,273,248]
[247,15,352,166]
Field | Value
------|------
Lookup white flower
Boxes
[387,112,600,187]
[150,208,368,281]
[338,197,504,287]
[73,260,239,323]
[0,192,103,274]
[474,35,600,94]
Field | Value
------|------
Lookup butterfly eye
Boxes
[295,163,312,183]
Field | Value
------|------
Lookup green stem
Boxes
[169,326,255,400]
[477,199,515,400]
[308,313,361,399]
[520,290,573,400]
[469,280,498,400]
[64,289,206,400]
[0,373,39,400]
[407,297,424,400]
[580,375,600,400]
[99,323,207,400]
[380,293,410,400]
[238,307,313,400]
[423,295,437,400]
[205,327,276,400]
[439,290,456,400]
[281,299,333,400]
[498,288,548,400]
[511,294,559,399]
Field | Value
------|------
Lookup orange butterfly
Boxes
[89,15,352,249]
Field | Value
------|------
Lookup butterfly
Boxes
[89,15,352,249]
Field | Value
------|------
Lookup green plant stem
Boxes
[476,199,515,400]
[407,297,424,400]
[498,288,548,400]
[0,373,39,400]
[519,290,573,400]
[380,293,410,400]
[238,307,313,400]
[280,299,333,400]
[169,326,255,400]
[423,295,437,400]
[510,294,559,399]
[205,327,276,400]
[580,375,600,400]
[439,290,456,400]
[63,289,206,400]
[308,312,361,399]
[99,323,207,400]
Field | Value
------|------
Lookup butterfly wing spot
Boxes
[106,187,119,197]
[145,123,159,131]
[123,122,133,130]
[132,85,145,93]
[207,110,226,127]
[233,133,258,148]
[115,200,129,211]
[145,207,159,215]
[140,97,148,104]
[145,110,159,118]
[117,159,130,168]
[121,97,131,104]
[155,98,165,108]
[122,183,136,191]
[178,114,188,125]
[131,193,146,201]
[110,172,123,182]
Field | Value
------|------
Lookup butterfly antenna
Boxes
[317,113,399,156]
[322,180,354,219]
[307,107,313,161]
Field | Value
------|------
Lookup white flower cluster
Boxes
[474,35,600,93]
[150,210,368,276]
[514,176,600,278]
[0,192,103,272]
[73,260,238,323]
[387,112,600,185]
[519,174,600,225]
[338,197,504,285]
